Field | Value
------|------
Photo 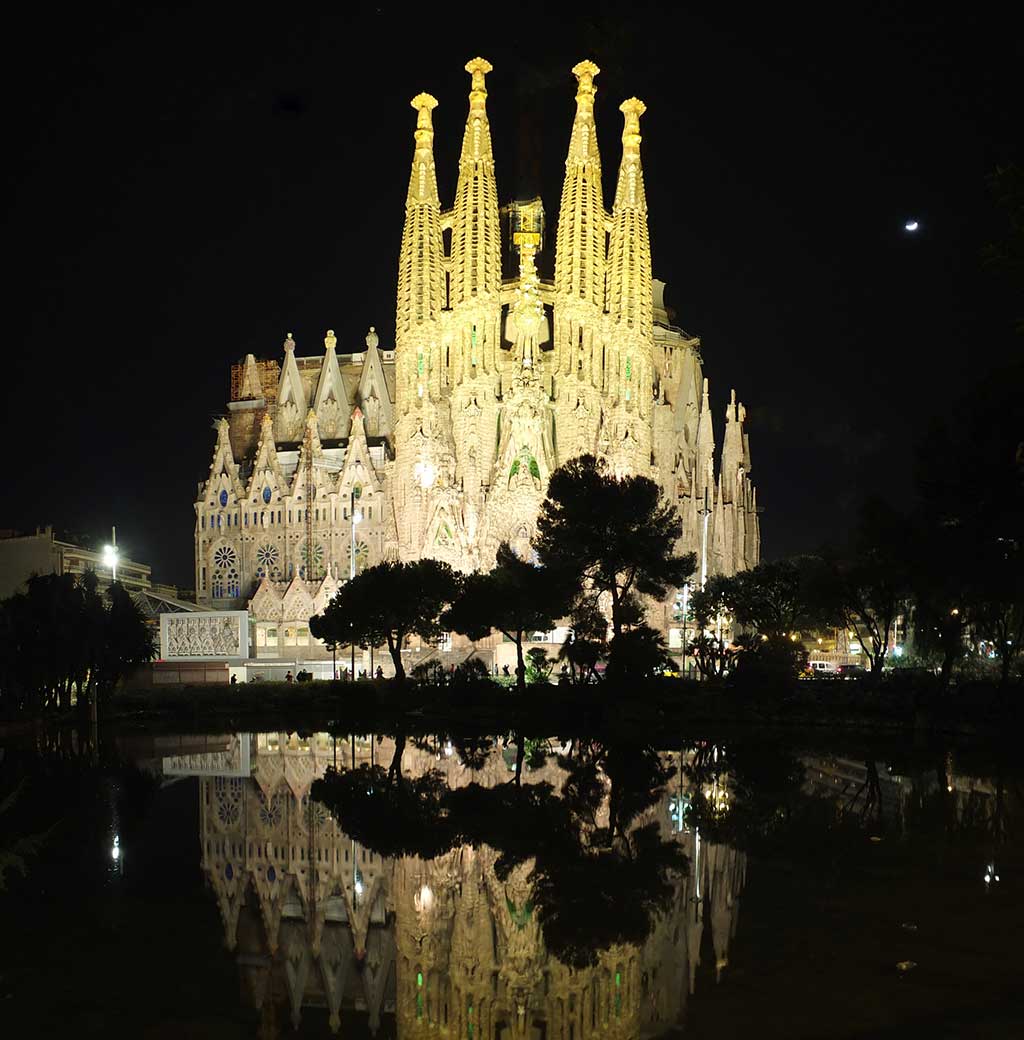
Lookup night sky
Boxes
[3,4,1020,587]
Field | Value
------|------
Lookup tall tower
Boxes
[552,61,606,462]
[603,97,654,476]
[393,92,448,561]
[448,58,503,569]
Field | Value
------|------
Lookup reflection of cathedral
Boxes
[168,734,746,1037]
[193,57,760,653]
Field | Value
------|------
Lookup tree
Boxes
[688,574,740,678]
[444,542,570,693]
[535,455,695,640]
[310,559,460,684]
[730,558,826,640]
[604,626,672,682]
[818,499,914,675]
[0,572,153,716]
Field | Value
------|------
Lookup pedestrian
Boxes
[375,665,384,680]
[502,664,510,677]
[285,670,294,684]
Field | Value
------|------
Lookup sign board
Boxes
[160,610,250,662]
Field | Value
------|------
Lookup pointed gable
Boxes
[280,577,315,621]
[249,577,284,622]
[356,327,395,438]
[338,408,384,497]
[246,413,287,502]
[200,418,245,505]
[313,329,352,440]
[275,333,307,442]
[289,410,333,500]
[238,353,264,400]
[312,575,341,616]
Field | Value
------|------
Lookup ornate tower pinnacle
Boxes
[554,61,605,309]
[397,92,444,337]
[450,57,500,305]
[466,56,492,104]
[607,97,652,333]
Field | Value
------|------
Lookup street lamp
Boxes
[102,526,119,584]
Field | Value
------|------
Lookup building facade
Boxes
[0,526,151,600]
[194,59,760,651]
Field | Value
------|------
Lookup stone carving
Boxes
[162,612,246,659]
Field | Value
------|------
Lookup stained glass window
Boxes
[263,486,272,504]
[219,489,228,507]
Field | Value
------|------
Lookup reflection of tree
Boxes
[313,737,688,969]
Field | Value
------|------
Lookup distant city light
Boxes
[904,220,920,232]
[894,645,904,657]
[111,834,121,861]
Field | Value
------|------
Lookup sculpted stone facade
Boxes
[182,734,746,1036]
[194,58,760,643]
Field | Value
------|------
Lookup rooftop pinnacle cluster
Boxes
[195,58,760,648]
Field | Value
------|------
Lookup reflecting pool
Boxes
[0,730,1021,1038]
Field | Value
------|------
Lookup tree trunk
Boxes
[515,635,526,694]
[514,735,525,787]
[386,632,405,684]
[610,587,621,640]
[388,733,406,785]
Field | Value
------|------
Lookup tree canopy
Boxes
[311,559,460,683]
[534,455,695,680]
[444,541,571,692]
[0,572,154,715]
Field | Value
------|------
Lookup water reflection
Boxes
[166,734,746,1037]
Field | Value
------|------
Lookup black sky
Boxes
[3,3,1020,587]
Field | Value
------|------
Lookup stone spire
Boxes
[721,388,745,501]
[695,377,715,500]
[396,93,444,337]
[607,98,652,334]
[450,58,501,305]
[554,60,605,307]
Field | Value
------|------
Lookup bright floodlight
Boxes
[102,544,118,568]
[415,460,437,489]
[353,510,363,525]
[904,220,919,232]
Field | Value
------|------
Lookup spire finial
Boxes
[619,97,646,153]
[284,332,296,353]
[365,326,379,349]
[465,57,493,100]
[410,92,438,130]
[324,329,337,352]
[572,60,600,106]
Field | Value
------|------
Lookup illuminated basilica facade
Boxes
[194,59,759,651]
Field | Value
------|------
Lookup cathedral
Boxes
[194,58,759,657]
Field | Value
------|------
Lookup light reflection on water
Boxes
[0,730,1020,1038]
[172,733,743,1037]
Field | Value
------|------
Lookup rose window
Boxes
[213,546,237,569]
[300,543,325,579]
[257,544,279,569]
[214,776,243,826]
[347,540,369,575]
[258,789,284,828]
